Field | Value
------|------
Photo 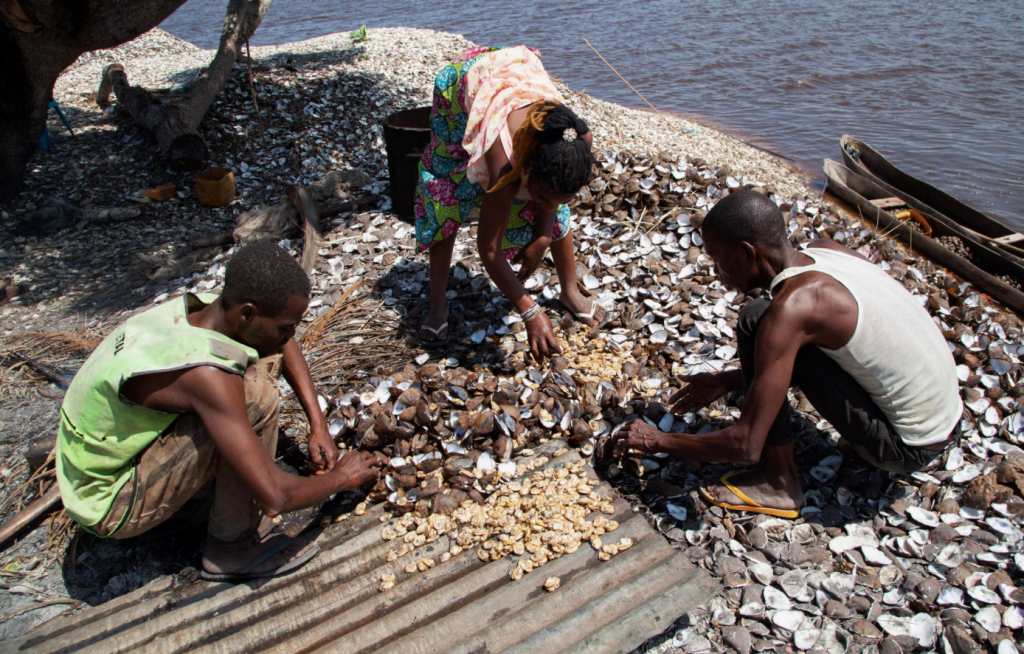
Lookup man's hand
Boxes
[669,372,732,415]
[513,236,550,283]
[330,450,381,491]
[525,311,562,362]
[307,427,340,473]
[607,419,667,458]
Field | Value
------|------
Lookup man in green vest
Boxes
[56,241,380,581]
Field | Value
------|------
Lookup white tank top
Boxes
[769,247,962,445]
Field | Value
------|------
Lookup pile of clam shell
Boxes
[313,148,1024,652]
[369,459,627,590]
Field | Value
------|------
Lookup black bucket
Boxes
[382,106,432,221]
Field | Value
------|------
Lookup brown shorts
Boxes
[94,355,282,541]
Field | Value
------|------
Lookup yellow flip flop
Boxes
[699,473,801,519]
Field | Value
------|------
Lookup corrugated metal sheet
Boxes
[2,442,718,654]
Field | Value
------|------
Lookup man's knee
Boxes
[244,355,282,425]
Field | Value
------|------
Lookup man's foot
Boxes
[558,287,606,327]
[201,533,319,582]
[419,305,449,347]
[699,468,804,519]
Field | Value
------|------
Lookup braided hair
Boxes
[489,100,594,195]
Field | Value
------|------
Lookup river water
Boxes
[162,0,1024,229]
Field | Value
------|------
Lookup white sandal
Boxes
[419,321,449,348]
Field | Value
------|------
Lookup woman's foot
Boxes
[419,305,449,346]
[558,286,606,326]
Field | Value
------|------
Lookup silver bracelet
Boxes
[520,303,542,322]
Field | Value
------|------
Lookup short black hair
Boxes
[529,104,594,194]
[701,190,789,251]
[222,241,310,315]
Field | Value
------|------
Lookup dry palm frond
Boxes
[46,509,77,562]
[0,327,103,402]
[297,282,410,397]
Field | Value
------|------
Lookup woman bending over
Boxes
[414,45,604,361]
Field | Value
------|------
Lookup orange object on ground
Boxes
[195,167,235,207]
[141,184,176,201]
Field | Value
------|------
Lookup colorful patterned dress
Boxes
[413,46,572,261]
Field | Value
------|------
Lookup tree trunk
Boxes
[97,64,207,169]
[97,0,273,170]
[0,0,192,203]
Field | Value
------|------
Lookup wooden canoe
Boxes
[822,159,1024,314]
[840,135,1024,258]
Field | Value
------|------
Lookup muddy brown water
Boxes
[161,0,1024,230]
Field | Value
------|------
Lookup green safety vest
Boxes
[55,293,258,534]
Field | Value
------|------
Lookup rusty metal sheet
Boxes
[1,441,718,654]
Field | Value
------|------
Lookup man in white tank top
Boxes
[608,191,962,518]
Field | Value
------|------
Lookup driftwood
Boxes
[97,63,206,168]
[233,169,375,245]
[0,486,61,549]
[288,185,321,274]
[94,0,274,170]
[0,349,71,390]
[12,198,144,236]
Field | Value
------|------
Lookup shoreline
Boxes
[1,26,1022,654]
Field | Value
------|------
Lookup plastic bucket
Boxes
[382,106,431,221]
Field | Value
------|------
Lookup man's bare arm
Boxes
[613,286,823,463]
[180,367,375,514]
[281,338,337,470]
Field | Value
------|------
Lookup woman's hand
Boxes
[525,311,562,362]
[513,236,550,283]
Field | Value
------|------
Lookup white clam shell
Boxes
[829,533,878,554]
[945,447,965,470]
[878,613,939,648]
[476,451,496,472]
[952,463,984,484]
[938,587,964,605]
[861,545,892,566]
[764,586,792,610]
[772,609,805,632]
[976,606,1003,633]
[998,640,1019,654]
[1003,606,1024,630]
[779,569,808,598]
[822,572,854,600]
[986,517,1018,536]
[969,585,1002,604]
[793,628,820,650]
[906,506,940,528]
[666,503,688,522]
